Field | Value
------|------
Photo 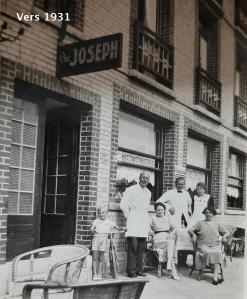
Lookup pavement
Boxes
[141,256,246,299]
[0,255,245,299]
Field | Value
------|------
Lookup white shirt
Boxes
[189,194,210,227]
[91,218,115,234]
[120,184,151,237]
[157,189,192,229]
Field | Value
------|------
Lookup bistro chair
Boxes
[7,245,91,298]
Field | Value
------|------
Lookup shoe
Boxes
[172,275,181,281]
[97,275,102,280]
[127,273,137,278]
[212,279,218,285]
[218,277,224,284]
[136,272,147,277]
[93,275,98,280]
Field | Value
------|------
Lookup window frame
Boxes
[186,135,212,193]
[227,149,245,210]
[117,107,165,202]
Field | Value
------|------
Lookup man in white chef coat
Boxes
[157,176,192,229]
[120,171,151,277]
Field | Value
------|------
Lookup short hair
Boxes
[154,202,166,211]
[196,182,206,191]
[202,206,216,216]
[175,176,185,184]
[139,171,150,179]
[97,205,108,214]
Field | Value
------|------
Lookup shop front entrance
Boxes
[40,107,80,247]
[6,81,86,260]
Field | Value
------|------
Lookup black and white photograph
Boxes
[0,0,246,298]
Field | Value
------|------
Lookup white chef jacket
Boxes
[120,184,151,238]
[157,189,192,229]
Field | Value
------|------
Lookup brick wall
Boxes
[0,57,14,263]
[0,56,104,261]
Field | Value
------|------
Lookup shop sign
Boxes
[56,33,123,77]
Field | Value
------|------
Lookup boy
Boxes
[90,206,118,280]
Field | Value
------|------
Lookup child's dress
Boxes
[150,214,177,267]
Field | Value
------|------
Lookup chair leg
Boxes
[220,264,224,281]
[198,270,202,281]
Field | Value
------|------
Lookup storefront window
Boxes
[227,151,244,209]
[117,111,163,201]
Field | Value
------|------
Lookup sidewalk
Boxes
[141,256,245,299]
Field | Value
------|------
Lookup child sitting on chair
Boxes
[90,205,118,280]
[150,202,180,280]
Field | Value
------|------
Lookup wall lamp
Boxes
[0,21,25,42]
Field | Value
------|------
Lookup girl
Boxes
[150,202,180,280]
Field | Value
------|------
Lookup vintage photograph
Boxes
[0,0,246,298]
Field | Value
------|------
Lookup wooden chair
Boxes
[189,240,224,281]
[7,245,91,297]
[22,277,150,299]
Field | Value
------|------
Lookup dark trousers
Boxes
[127,237,146,274]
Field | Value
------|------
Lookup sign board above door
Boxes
[56,33,123,77]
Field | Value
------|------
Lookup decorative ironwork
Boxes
[234,96,247,131]
[133,20,174,89]
[196,67,221,114]
[235,5,247,35]
[0,21,25,43]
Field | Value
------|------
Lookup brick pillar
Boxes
[163,121,178,192]
[211,142,222,209]
[0,57,15,263]
[76,102,100,248]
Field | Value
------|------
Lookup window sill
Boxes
[127,69,175,100]
[232,126,247,138]
[224,209,246,215]
[192,105,221,124]
[32,7,84,41]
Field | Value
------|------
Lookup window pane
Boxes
[235,70,240,97]
[185,168,206,191]
[228,153,243,178]
[119,112,156,155]
[145,0,157,32]
[200,36,208,70]
[12,121,22,143]
[45,195,55,213]
[20,169,34,191]
[8,192,18,214]
[23,124,37,146]
[11,145,21,167]
[56,195,67,214]
[9,168,19,190]
[13,98,23,121]
[19,193,33,214]
[227,186,243,209]
[187,138,207,168]
[22,147,35,169]
[24,101,38,125]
